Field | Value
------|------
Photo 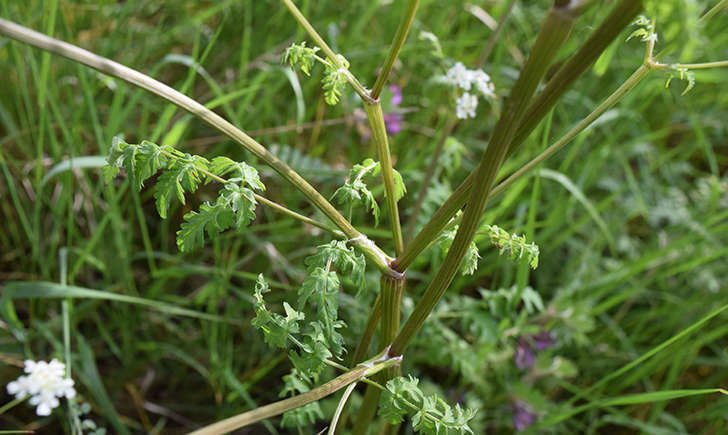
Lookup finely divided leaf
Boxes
[153,155,209,219]
[251,275,305,349]
[176,201,235,252]
[219,183,257,228]
[210,157,265,190]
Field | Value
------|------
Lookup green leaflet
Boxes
[480,224,540,270]
[153,154,210,219]
[304,240,366,290]
[251,275,305,349]
[379,376,476,435]
[283,41,319,76]
[283,41,351,106]
[332,158,406,226]
[437,228,481,275]
[176,201,235,252]
[322,55,349,105]
[103,137,264,251]
[209,156,265,190]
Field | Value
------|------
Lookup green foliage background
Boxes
[0,0,726,433]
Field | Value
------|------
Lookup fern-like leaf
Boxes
[322,54,349,105]
[251,275,305,349]
[153,154,210,218]
[176,201,235,252]
[283,42,320,76]
[380,376,476,435]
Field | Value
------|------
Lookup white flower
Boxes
[471,70,495,98]
[445,63,496,97]
[445,62,473,90]
[6,359,76,416]
[455,92,478,119]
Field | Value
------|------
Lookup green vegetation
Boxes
[1,0,727,434]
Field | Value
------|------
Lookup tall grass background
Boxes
[1,0,727,433]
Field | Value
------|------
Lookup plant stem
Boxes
[350,294,382,366]
[404,118,456,244]
[190,350,401,434]
[391,1,577,357]
[0,398,24,416]
[491,64,651,194]
[370,0,420,99]
[477,0,517,67]
[380,276,405,373]
[364,102,405,256]
[0,18,396,275]
[280,0,375,103]
[700,0,728,22]
[656,60,728,70]
[393,0,643,272]
[442,64,652,234]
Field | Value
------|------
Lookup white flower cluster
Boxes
[444,62,496,119]
[6,359,76,416]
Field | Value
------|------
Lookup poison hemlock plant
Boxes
[379,375,477,434]
[438,222,540,275]
[252,240,367,426]
[332,158,406,225]
[284,41,351,105]
[104,136,264,252]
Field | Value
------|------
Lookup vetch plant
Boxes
[2,0,728,433]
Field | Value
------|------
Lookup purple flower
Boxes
[532,331,555,350]
[383,113,403,134]
[384,85,404,135]
[514,330,556,369]
[514,338,535,369]
[512,401,536,431]
[388,84,403,105]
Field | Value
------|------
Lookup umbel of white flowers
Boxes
[444,62,496,119]
[6,359,76,416]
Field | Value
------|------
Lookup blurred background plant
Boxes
[0,0,726,433]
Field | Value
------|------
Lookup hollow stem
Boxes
[190,349,401,434]
[370,0,420,99]
[393,0,643,272]
[280,0,374,103]
[391,1,578,357]
[364,102,404,256]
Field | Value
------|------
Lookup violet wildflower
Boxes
[514,330,556,369]
[514,338,535,369]
[532,330,556,350]
[512,401,536,431]
[384,85,404,134]
[6,359,76,416]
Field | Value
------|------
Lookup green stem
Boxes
[364,102,404,256]
[0,18,395,275]
[190,350,401,435]
[393,0,643,272]
[350,294,382,366]
[700,0,728,22]
[380,276,404,370]
[404,118,456,244]
[350,276,405,434]
[0,398,24,416]
[658,60,728,70]
[370,0,420,99]
[281,0,375,103]
[391,1,577,357]
[477,0,517,67]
